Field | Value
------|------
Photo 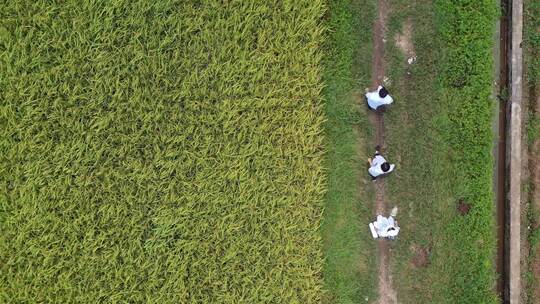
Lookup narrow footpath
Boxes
[369,0,397,303]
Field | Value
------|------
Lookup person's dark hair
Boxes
[381,162,390,172]
[387,227,396,231]
[379,86,389,98]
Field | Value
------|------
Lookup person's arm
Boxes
[383,95,393,105]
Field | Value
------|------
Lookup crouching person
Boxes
[367,147,395,180]
[365,85,393,111]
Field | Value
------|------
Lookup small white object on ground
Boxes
[369,223,378,238]
[390,206,398,217]
[407,56,416,64]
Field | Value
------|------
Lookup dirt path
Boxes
[377,241,397,304]
[369,0,397,303]
[371,0,387,88]
[370,0,387,154]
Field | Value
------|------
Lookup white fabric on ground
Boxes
[369,222,379,238]
[373,215,400,238]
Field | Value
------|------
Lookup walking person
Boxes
[369,207,400,240]
[365,85,393,111]
[367,146,395,180]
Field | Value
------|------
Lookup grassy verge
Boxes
[320,0,377,303]
[0,1,327,302]
[525,0,540,302]
[525,0,540,92]
[433,1,498,302]
[376,0,498,303]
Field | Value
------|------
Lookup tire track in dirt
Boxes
[369,0,397,303]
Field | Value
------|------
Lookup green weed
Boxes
[320,0,377,303]
[525,0,540,86]
[380,0,498,303]
[524,0,540,302]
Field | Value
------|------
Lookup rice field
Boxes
[0,1,327,302]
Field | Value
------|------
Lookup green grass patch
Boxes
[379,0,498,303]
[525,0,540,146]
[320,0,376,303]
[525,0,540,302]
[0,1,327,302]
[434,1,498,302]
[525,0,540,87]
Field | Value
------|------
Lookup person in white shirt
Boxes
[369,207,400,239]
[365,85,393,111]
[367,146,395,180]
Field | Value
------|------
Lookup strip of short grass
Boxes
[525,0,540,89]
[383,2,461,302]
[434,1,498,302]
[525,0,540,302]
[320,0,377,303]
[380,0,498,303]
[0,1,327,302]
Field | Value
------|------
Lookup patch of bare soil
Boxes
[395,19,416,60]
[378,242,398,304]
[410,244,430,268]
[370,0,397,303]
[457,199,471,216]
[371,0,389,88]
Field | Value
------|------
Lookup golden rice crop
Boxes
[0,1,327,302]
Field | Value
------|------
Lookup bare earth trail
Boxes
[369,0,397,303]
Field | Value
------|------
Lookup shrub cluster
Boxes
[0,1,326,302]
[434,0,498,303]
